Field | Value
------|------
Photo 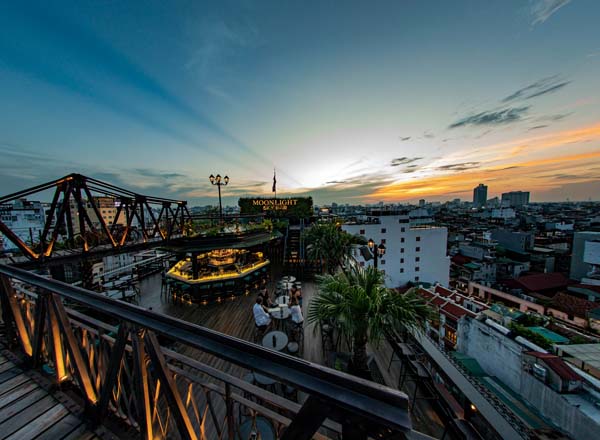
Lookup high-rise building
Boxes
[501,191,530,207]
[472,184,487,208]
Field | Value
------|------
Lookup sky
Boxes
[1,0,599,206]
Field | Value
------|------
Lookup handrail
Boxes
[0,264,412,434]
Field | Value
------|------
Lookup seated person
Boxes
[259,288,276,307]
[253,297,272,329]
[290,285,302,306]
[289,297,304,325]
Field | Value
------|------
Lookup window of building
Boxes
[401,237,405,243]
[380,259,385,265]
[416,236,421,242]
[400,258,404,263]
[401,227,405,232]
[381,228,386,233]
[416,247,420,252]
[415,257,420,262]
[400,248,404,253]
[381,239,386,244]
[400,268,404,273]
[359,229,365,235]
[415,276,420,282]
[445,328,457,346]
[473,287,480,295]
[415,266,420,272]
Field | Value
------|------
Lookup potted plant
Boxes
[308,262,431,378]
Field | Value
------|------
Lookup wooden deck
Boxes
[0,352,101,440]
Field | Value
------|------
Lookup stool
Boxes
[287,342,299,354]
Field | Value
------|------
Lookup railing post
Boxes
[0,274,33,356]
[97,323,129,421]
[225,383,234,440]
[30,290,48,368]
[132,329,153,440]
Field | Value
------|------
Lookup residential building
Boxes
[491,229,534,253]
[570,231,600,284]
[0,198,46,251]
[342,214,450,288]
[472,184,487,208]
[501,191,530,207]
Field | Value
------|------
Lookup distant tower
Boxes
[419,199,425,207]
[473,184,488,208]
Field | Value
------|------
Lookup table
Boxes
[238,417,275,440]
[276,295,289,305]
[262,331,288,351]
[269,307,290,321]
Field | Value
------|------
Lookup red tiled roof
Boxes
[441,302,476,319]
[435,285,453,297]
[551,291,600,318]
[451,254,472,265]
[525,352,582,381]
[515,272,569,293]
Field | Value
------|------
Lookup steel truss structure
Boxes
[0,173,190,261]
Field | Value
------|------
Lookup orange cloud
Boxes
[369,150,600,202]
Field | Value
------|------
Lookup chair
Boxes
[254,323,268,343]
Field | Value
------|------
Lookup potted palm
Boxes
[308,262,431,378]
[303,223,365,274]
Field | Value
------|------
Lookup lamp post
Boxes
[209,174,229,222]
[367,238,386,270]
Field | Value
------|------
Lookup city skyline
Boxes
[1,1,600,205]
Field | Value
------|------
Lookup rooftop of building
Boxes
[555,344,600,372]
[524,351,582,381]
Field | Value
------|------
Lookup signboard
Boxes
[239,197,313,218]
[251,198,298,211]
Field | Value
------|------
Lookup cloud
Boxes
[423,131,435,139]
[502,76,570,102]
[399,136,411,141]
[436,162,481,171]
[530,0,571,26]
[528,125,548,130]
[390,157,423,167]
[449,106,530,129]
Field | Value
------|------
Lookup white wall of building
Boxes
[343,215,450,288]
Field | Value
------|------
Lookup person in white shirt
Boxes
[253,296,272,328]
[289,297,304,325]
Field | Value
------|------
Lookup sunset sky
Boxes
[1,1,599,205]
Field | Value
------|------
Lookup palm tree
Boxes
[303,222,365,274]
[308,263,431,375]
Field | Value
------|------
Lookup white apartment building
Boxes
[342,214,450,288]
[0,199,46,251]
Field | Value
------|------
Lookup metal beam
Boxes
[281,395,330,440]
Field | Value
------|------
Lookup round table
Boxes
[280,275,296,283]
[238,417,275,440]
[262,331,288,351]
[270,307,290,320]
[279,282,294,290]
[253,372,277,386]
[276,295,289,305]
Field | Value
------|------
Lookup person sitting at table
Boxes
[289,297,304,325]
[290,285,302,307]
[259,288,276,307]
[253,296,272,330]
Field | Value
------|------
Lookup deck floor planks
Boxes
[0,353,101,440]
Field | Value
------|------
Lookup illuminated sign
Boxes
[251,198,299,211]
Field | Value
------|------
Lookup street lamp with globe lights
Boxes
[209,174,229,221]
[367,238,386,270]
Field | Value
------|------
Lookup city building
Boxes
[472,184,487,208]
[0,198,46,251]
[342,214,450,288]
[501,191,530,207]
[570,231,600,284]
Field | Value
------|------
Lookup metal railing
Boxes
[0,264,416,440]
[415,332,532,439]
